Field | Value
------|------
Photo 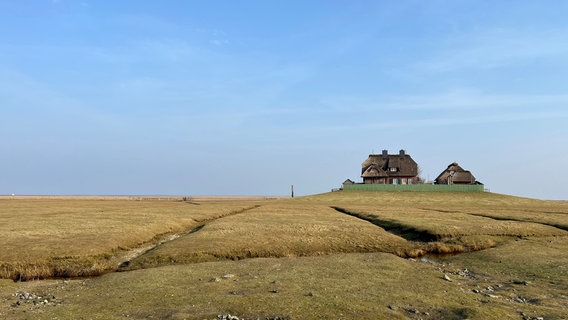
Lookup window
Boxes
[389,167,397,172]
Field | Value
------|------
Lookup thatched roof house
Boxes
[435,162,480,185]
[361,149,418,184]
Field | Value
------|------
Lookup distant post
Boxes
[291,185,294,198]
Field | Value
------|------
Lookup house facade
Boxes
[434,162,480,185]
[361,149,418,185]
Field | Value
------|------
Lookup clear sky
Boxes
[1,1,567,199]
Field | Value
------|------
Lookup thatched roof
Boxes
[361,150,418,178]
[362,165,389,178]
[435,162,478,185]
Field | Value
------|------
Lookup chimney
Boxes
[399,149,405,156]
[382,150,388,158]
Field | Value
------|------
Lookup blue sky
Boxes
[1,1,568,199]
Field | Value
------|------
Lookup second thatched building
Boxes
[434,162,481,185]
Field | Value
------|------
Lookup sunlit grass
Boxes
[1,192,567,319]
[305,191,568,253]
[337,206,566,237]
[0,199,257,280]
[125,204,417,270]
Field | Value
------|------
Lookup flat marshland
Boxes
[1,192,567,319]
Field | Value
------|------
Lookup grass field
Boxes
[1,191,567,319]
[0,199,258,280]
[123,204,415,270]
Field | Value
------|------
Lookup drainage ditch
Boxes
[331,206,439,242]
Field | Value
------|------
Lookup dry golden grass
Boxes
[299,190,565,211]
[0,199,258,280]
[308,191,568,254]
[3,192,568,280]
[125,204,417,270]
[338,206,567,238]
[361,191,568,231]
[1,191,567,319]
